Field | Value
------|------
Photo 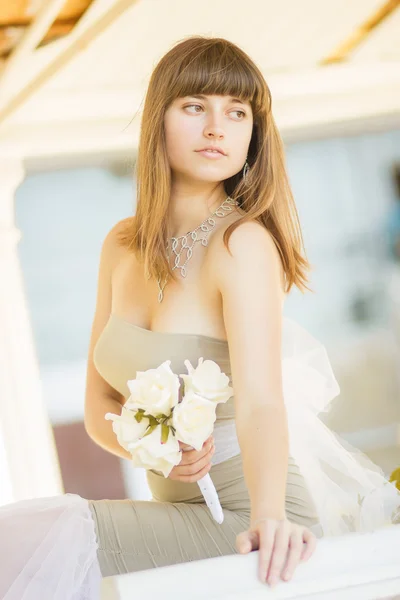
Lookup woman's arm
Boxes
[211,221,318,587]
[213,220,288,522]
[84,220,132,461]
[84,220,218,479]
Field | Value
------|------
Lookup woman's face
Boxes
[164,94,253,184]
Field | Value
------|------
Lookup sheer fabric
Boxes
[0,494,101,600]
[211,318,400,535]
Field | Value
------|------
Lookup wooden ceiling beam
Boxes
[0,0,137,126]
[0,17,78,29]
[0,22,77,60]
[321,0,400,65]
[0,0,91,26]
[0,0,68,97]
[0,1,35,27]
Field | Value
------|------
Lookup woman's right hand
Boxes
[167,436,215,482]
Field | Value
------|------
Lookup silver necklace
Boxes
[157,195,239,302]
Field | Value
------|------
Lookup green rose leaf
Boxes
[161,424,170,444]
[143,423,158,438]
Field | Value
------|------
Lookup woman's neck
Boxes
[167,181,228,238]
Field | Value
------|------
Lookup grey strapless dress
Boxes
[88,313,321,577]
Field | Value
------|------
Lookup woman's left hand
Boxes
[236,517,317,586]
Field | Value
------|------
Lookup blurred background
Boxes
[0,0,399,506]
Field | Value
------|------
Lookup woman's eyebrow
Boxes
[188,94,247,105]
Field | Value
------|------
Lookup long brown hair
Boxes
[119,36,313,294]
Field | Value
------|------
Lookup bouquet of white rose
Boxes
[105,357,233,523]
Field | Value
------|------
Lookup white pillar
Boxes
[0,159,63,506]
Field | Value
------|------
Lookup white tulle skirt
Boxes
[0,493,101,600]
[0,318,399,599]
[281,317,400,536]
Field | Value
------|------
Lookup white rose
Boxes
[181,357,233,405]
[172,390,217,451]
[126,360,180,418]
[129,425,181,477]
[105,407,149,452]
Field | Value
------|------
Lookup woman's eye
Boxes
[184,105,246,119]
[232,110,246,120]
[185,104,203,113]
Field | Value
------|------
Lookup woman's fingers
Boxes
[300,529,317,562]
[236,530,259,554]
[170,458,213,483]
[180,438,214,465]
[180,435,213,450]
[280,529,305,582]
[238,520,318,586]
[265,520,290,586]
[168,437,215,482]
[255,520,276,583]
[186,461,213,483]
[178,444,215,476]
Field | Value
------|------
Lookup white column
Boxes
[0,159,63,506]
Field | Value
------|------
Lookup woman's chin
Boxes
[190,168,238,184]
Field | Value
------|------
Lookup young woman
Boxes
[1,36,399,600]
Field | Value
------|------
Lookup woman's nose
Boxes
[204,125,224,139]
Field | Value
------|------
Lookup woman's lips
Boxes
[196,150,226,159]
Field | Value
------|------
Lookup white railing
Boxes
[100,525,400,600]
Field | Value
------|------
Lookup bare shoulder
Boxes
[209,218,286,296]
[103,216,134,247]
[100,216,135,267]
[226,219,278,253]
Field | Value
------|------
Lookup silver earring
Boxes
[243,157,250,182]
